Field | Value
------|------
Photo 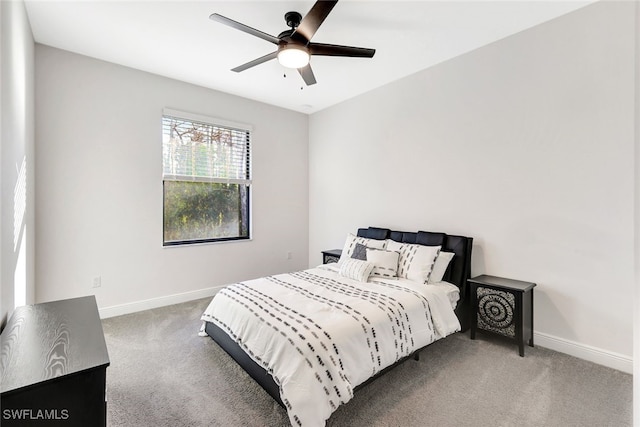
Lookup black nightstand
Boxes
[321,249,342,264]
[469,275,536,357]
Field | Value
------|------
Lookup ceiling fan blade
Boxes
[210,13,280,45]
[309,43,376,58]
[232,51,278,73]
[291,0,338,43]
[298,64,317,86]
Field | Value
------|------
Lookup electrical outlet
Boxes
[92,276,102,288]
[287,251,292,260]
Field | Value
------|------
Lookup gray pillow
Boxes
[351,243,368,261]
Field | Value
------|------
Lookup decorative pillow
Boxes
[351,243,368,261]
[385,240,405,270]
[366,248,400,278]
[386,240,441,283]
[428,251,455,283]
[338,233,386,264]
[339,258,375,282]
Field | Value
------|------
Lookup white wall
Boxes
[0,0,35,325]
[35,46,309,314]
[633,0,639,421]
[309,2,634,371]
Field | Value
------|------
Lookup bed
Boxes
[201,226,473,426]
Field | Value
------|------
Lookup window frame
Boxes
[161,108,252,247]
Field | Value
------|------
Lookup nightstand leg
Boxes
[516,292,524,357]
[529,290,535,347]
[469,283,477,340]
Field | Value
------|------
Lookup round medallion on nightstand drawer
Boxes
[477,287,515,336]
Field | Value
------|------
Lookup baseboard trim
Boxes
[98,286,224,319]
[534,331,632,374]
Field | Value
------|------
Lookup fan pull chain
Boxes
[282,72,304,89]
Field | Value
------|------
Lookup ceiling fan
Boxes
[209,0,376,86]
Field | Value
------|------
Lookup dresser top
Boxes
[0,296,110,394]
[469,274,536,292]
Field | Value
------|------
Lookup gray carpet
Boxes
[102,298,632,427]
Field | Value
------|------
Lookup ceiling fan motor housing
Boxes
[285,11,302,30]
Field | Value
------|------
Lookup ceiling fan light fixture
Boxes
[277,45,310,69]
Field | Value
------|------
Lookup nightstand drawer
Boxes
[321,249,342,264]
[476,286,516,338]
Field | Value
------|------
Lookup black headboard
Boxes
[356,226,473,331]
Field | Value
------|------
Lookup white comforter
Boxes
[201,264,460,427]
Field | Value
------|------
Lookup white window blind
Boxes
[162,110,251,185]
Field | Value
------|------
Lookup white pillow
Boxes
[338,233,387,264]
[386,240,440,283]
[339,258,375,282]
[385,239,403,252]
[428,251,455,283]
[385,240,406,275]
[366,248,400,279]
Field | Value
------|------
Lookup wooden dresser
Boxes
[0,296,110,426]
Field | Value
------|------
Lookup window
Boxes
[162,109,251,246]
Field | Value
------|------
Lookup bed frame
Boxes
[205,226,473,408]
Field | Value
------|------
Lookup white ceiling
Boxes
[24,0,593,114]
